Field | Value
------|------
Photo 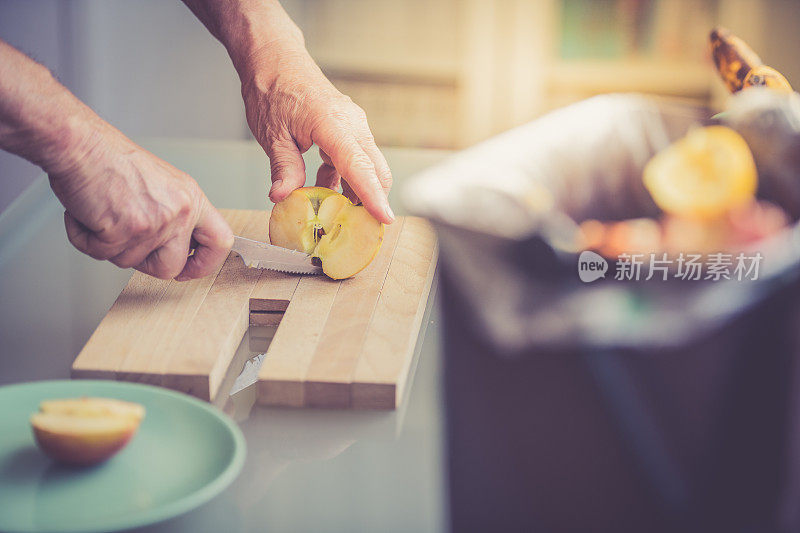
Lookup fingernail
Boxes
[174,274,190,282]
[269,179,283,196]
[384,204,396,223]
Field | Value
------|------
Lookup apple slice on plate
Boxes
[30,397,145,466]
[269,186,385,279]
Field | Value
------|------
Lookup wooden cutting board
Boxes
[71,209,437,409]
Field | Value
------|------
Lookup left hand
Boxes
[239,45,395,224]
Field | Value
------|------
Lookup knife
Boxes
[231,235,323,275]
[229,352,267,396]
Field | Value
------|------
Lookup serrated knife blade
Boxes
[231,235,323,275]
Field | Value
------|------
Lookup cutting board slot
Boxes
[249,311,285,327]
[249,297,288,327]
[250,298,290,312]
[249,325,277,353]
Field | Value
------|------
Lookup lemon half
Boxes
[643,126,757,219]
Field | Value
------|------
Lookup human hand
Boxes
[180,0,393,222]
[0,39,232,280]
[239,46,395,224]
[48,128,233,280]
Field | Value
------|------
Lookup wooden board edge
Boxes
[113,371,165,388]
[161,373,213,402]
[257,378,305,407]
[391,242,439,407]
[350,223,438,410]
[71,368,116,380]
[305,381,351,408]
[350,382,397,410]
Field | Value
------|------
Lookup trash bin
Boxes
[405,91,800,533]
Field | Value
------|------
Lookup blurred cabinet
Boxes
[288,0,776,149]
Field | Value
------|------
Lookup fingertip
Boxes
[269,189,286,204]
[174,259,204,281]
[135,254,185,280]
[267,138,307,203]
[176,242,228,281]
[269,179,283,197]
[360,183,394,224]
[198,204,235,249]
[269,179,299,204]
[365,200,395,224]
[219,222,234,249]
[384,204,396,223]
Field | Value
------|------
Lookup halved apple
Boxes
[269,186,385,279]
[30,397,145,466]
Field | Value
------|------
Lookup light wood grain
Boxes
[114,210,252,385]
[351,218,438,409]
[249,269,301,321]
[250,272,303,306]
[72,209,249,384]
[161,210,265,400]
[246,209,302,332]
[71,271,171,379]
[304,218,405,407]
[256,274,340,406]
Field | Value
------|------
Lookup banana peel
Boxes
[710,27,792,93]
[743,65,793,93]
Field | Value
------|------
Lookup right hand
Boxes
[48,128,233,281]
[238,45,394,224]
[0,38,232,280]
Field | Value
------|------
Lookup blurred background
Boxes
[1,0,799,212]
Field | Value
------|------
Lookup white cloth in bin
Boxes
[402,92,800,354]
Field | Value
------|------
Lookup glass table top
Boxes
[0,139,449,533]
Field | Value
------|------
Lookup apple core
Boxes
[269,187,385,279]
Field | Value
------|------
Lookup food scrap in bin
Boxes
[578,28,794,261]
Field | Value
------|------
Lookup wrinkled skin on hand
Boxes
[0,0,393,283]
[240,46,395,224]
[48,127,233,281]
[0,39,234,281]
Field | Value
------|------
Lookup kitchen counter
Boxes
[0,139,450,533]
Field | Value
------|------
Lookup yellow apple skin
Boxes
[32,417,138,466]
[269,186,385,280]
[30,397,144,466]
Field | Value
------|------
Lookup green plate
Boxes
[0,380,246,533]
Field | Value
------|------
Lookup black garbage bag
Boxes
[405,91,800,533]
